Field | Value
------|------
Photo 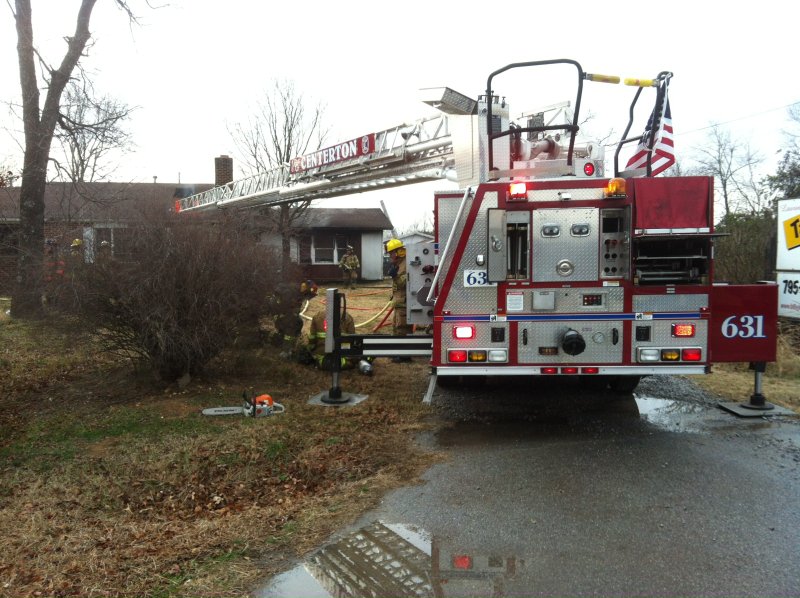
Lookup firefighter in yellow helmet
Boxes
[385,238,412,361]
[307,305,359,371]
[338,245,360,289]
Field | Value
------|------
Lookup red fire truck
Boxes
[178,59,778,398]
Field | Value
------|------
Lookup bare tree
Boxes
[8,0,137,318]
[53,78,134,183]
[692,125,766,218]
[230,79,328,270]
[0,164,18,188]
[784,103,800,154]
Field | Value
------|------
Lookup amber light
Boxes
[604,177,626,198]
[672,323,696,337]
[468,350,487,362]
[508,182,528,200]
[682,348,702,361]
[661,349,681,361]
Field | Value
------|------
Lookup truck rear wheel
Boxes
[608,375,641,393]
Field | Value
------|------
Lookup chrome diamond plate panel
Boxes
[632,294,709,312]
[517,321,624,363]
[532,208,599,283]
[441,192,499,314]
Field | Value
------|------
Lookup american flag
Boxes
[625,86,675,176]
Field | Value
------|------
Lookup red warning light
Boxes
[671,323,696,337]
[453,555,473,570]
[583,162,596,176]
[453,325,475,339]
[508,182,528,200]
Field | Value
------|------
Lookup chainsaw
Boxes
[202,392,285,417]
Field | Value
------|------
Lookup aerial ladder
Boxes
[174,88,478,213]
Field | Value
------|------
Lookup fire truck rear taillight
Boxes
[604,177,626,198]
[468,350,487,362]
[638,348,660,362]
[508,182,528,201]
[661,349,681,361]
[583,162,596,176]
[682,348,702,361]
[488,350,507,362]
[541,367,558,375]
[448,350,468,363]
[561,367,579,374]
[453,325,475,339]
[671,323,695,337]
[581,367,599,374]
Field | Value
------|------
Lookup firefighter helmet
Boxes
[385,238,404,253]
[70,238,82,248]
[300,279,318,297]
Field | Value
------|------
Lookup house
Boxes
[283,207,394,282]
[0,181,215,294]
[0,181,394,293]
[398,230,434,248]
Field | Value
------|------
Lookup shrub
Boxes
[64,210,284,380]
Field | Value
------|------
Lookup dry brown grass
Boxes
[3,290,798,596]
[0,285,441,597]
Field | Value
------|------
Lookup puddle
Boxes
[258,521,525,598]
[633,396,707,432]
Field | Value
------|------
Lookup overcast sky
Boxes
[1,0,798,231]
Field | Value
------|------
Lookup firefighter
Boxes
[338,245,360,289]
[97,240,112,262]
[269,279,318,357]
[68,238,84,264]
[385,237,412,362]
[307,306,363,371]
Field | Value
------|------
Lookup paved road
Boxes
[260,376,800,597]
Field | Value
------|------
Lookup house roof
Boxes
[0,183,394,232]
[0,181,215,223]
[296,208,393,231]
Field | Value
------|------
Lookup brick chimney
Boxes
[214,155,233,186]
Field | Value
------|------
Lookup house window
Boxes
[312,233,351,264]
[313,232,335,263]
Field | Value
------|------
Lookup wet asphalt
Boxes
[260,375,800,597]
